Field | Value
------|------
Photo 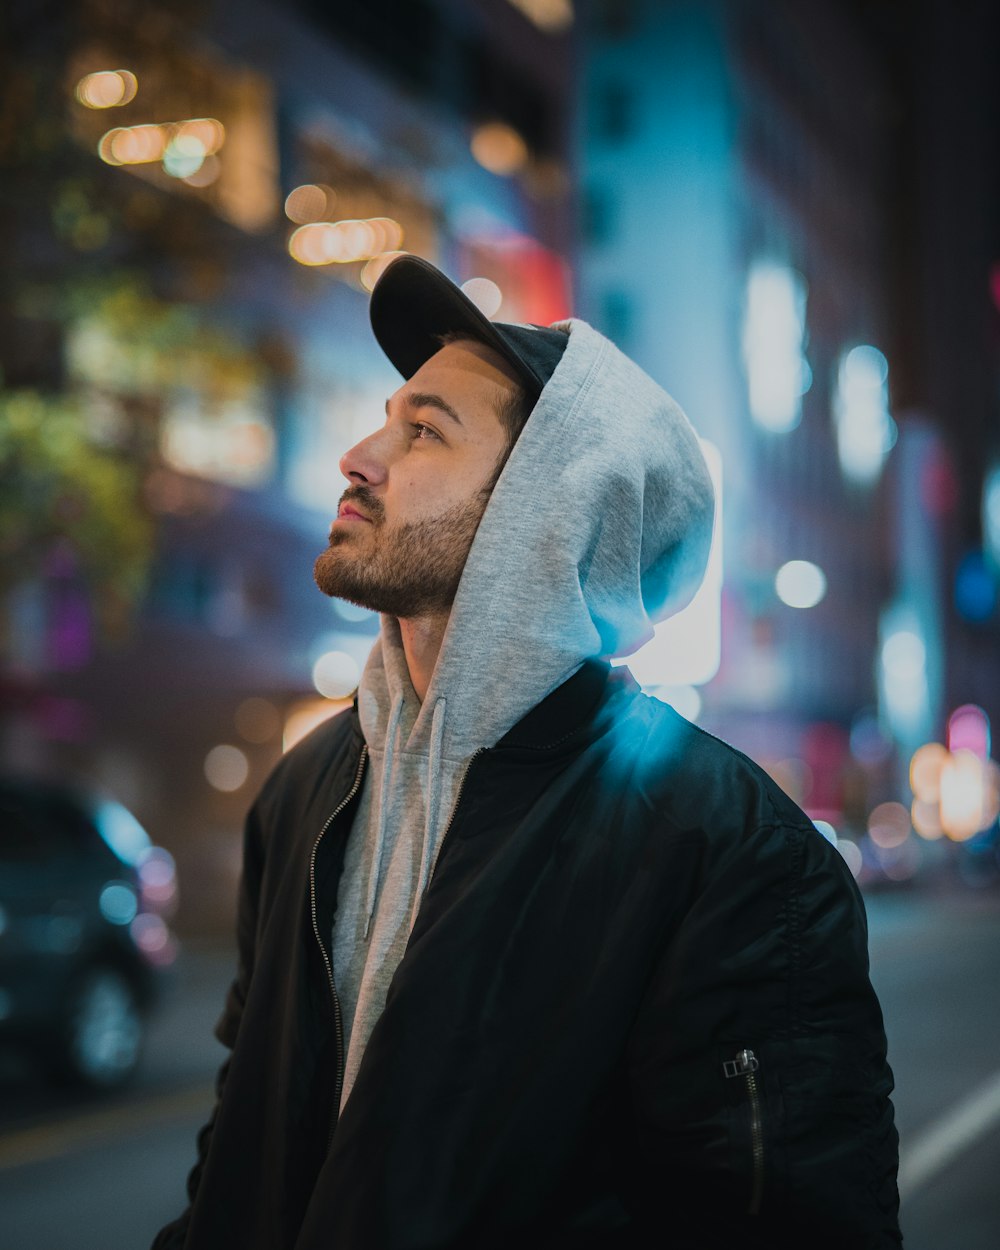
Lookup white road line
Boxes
[898,1068,1000,1201]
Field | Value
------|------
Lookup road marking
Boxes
[898,1068,1000,1200]
[0,1083,213,1171]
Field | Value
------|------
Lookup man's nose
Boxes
[339,427,393,486]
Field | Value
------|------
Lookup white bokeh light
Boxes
[834,345,896,485]
[461,277,503,318]
[312,650,361,699]
[775,560,827,609]
[204,744,250,792]
[741,262,811,433]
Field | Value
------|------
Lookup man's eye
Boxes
[411,422,440,441]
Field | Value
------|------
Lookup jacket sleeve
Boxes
[150,797,268,1250]
[619,818,902,1250]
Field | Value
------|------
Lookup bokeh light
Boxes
[312,650,361,699]
[911,797,944,840]
[947,704,990,760]
[289,219,403,267]
[98,118,225,169]
[204,744,250,792]
[470,121,529,175]
[910,742,949,803]
[834,344,897,485]
[75,69,138,109]
[836,837,863,878]
[882,629,926,684]
[741,262,810,433]
[284,183,336,224]
[461,277,503,317]
[99,881,138,926]
[775,560,827,609]
[162,134,207,179]
[130,912,177,966]
[939,751,1000,842]
[137,847,178,915]
[868,801,911,850]
[954,550,997,622]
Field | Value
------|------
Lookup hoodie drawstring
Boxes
[363,689,405,940]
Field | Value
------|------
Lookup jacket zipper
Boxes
[723,1047,764,1215]
[310,745,368,1150]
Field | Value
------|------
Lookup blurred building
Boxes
[0,0,577,933]
[575,0,1000,868]
[576,0,900,830]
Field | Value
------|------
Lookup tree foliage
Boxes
[0,388,153,637]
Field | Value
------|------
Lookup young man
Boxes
[155,256,901,1248]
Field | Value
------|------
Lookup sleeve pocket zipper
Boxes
[723,1047,765,1215]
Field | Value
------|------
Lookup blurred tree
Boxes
[0,0,279,645]
[0,389,153,639]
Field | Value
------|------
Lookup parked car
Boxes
[0,777,178,1089]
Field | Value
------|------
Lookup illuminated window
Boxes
[833,344,896,485]
[741,261,811,433]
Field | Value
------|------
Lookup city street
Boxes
[0,887,998,1248]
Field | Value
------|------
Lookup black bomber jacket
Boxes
[154,661,901,1249]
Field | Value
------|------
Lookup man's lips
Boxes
[336,503,371,523]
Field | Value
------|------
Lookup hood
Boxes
[359,314,715,763]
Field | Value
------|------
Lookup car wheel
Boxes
[56,966,144,1089]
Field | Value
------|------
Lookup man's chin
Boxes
[314,547,357,602]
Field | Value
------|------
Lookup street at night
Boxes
[1,887,998,1248]
[3,0,1000,1244]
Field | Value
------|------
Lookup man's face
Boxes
[314,340,518,618]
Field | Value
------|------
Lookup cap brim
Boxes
[369,254,548,399]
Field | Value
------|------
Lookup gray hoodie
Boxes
[331,316,715,1108]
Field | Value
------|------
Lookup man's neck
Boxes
[397,613,450,702]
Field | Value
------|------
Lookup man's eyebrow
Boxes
[395,390,464,427]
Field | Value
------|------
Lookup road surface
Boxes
[1,888,998,1248]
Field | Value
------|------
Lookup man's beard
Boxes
[313,485,491,618]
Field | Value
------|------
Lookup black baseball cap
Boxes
[369,254,569,402]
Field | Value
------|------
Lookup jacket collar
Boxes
[350,657,639,753]
[494,659,637,751]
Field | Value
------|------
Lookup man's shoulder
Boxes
[610,685,816,836]
[256,703,363,816]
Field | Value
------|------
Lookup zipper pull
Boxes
[723,1048,760,1078]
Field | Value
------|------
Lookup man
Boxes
[155,255,901,1248]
